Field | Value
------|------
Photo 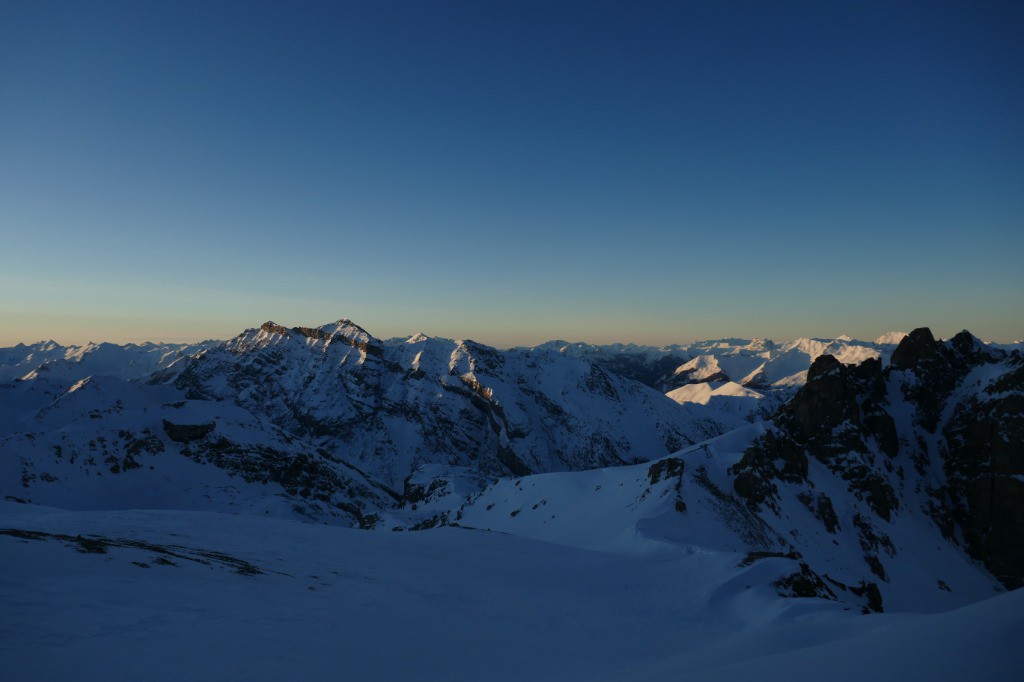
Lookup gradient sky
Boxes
[1,1,1022,347]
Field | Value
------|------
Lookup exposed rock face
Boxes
[889,327,943,371]
[767,559,883,613]
[890,329,1022,585]
[798,491,840,533]
[729,327,1024,588]
[731,430,808,513]
[161,419,215,443]
[731,354,898,522]
[177,436,398,527]
[784,356,897,457]
[942,355,1024,588]
[889,328,1000,433]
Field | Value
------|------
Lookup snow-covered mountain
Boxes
[1,322,1021,680]
[3,318,751,526]
[529,333,913,422]
[3,323,1021,583]
[3,322,1018,554]
[158,320,748,484]
[386,328,1024,611]
[525,333,909,393]
[0,339,217,384]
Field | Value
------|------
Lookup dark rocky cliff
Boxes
[730,327,1023,588]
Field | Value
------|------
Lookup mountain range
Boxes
[2,319,1021,680]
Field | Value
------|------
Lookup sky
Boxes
[1,1,1022,347]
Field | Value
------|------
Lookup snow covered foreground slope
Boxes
[2,502,1022,682]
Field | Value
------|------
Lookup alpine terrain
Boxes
[2,320,1021,681]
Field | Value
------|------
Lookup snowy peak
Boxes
[154,317,734,490]
[665,381,765,419]
[519,334,941,396]
[256,321,293,337]
[670,355,732,383]
[889,326,941,369]
[317,318,379,344]
[781,336,880,366]
[662,336,890,391]
[890,327,1004,383]
[873,331,909,346]
[248,319,383,358]
[948,329,1001,364]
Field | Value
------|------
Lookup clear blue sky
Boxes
[2,1,1022,346]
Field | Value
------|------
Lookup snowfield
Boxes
[2,502,1021,682]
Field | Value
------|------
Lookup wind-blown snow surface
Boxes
[1,502,1021,682]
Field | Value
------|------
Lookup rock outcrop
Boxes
[729,327,1024,588]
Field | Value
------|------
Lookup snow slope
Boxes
[1,502,1020,682]
[666,381,765,419]
[406,427,999,613]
